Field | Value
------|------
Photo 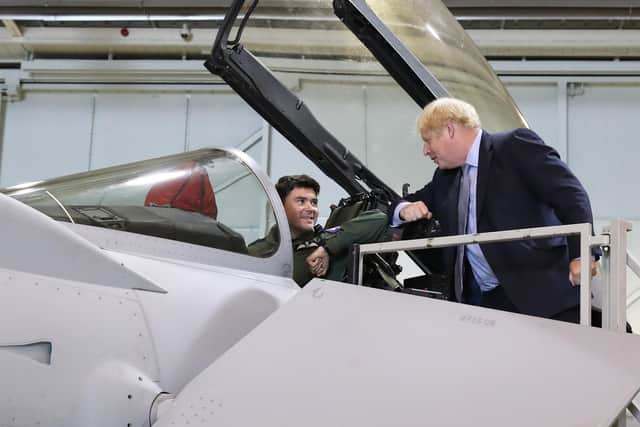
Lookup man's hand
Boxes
[569,258,598,286]
[306,246,330,277]
[399,201,432,222]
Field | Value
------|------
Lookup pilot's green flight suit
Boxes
[249,210,388,287]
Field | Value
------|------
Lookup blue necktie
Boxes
[454,165,470,302]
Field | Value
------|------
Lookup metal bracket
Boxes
[2,70,23,102]
[567,82,585,97]
[601,220,632,333]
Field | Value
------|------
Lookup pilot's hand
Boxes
[569,258,598,286]
[307,246,330,277]
[399,201,432,222]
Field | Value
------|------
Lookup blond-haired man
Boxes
[390,97,598,323]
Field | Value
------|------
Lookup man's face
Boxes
[283,186,319,239]
[421,122,464,169]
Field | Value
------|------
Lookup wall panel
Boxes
[186,92,262,153]
[299,80,367,161]
[504,82,564,159]
[0,92,93,187]
[567,83,640,220]
[365,84,427,195]
[91,93,187,169]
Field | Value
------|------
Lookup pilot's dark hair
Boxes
[275,175,320,202]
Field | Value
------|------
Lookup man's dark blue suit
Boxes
[391,128,596,318]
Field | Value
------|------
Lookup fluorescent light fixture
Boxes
[0,14,225,22]
[0,13,338,22]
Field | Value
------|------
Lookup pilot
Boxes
[249,174,388,287]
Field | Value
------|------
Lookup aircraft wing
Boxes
[155,280,640,427]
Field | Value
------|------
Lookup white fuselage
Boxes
[0,193,299,427]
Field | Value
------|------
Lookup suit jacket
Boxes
[391,128,596,317]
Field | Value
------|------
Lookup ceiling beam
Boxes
[469,29,640,58]
[0,26,639,60]
[2,19,23,37]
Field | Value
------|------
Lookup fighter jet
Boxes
[1,1,640,426]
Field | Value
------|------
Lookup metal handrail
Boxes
[355,222,611,327]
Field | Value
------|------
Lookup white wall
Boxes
[1,92,94,185]
[0,86,262,187]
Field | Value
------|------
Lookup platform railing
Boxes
[625,250,640,426]
[352,221,632,328]
[626,252,640,309]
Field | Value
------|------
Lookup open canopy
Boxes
[206,0,526,201]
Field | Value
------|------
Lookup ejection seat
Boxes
[142,161,247,253]
[144,161,218,219]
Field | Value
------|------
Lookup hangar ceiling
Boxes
[1,1,640,60]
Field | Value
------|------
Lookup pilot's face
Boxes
[283,186,319,239]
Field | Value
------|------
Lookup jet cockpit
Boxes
[3,148,294,278]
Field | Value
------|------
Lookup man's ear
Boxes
[447,121,455,138]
